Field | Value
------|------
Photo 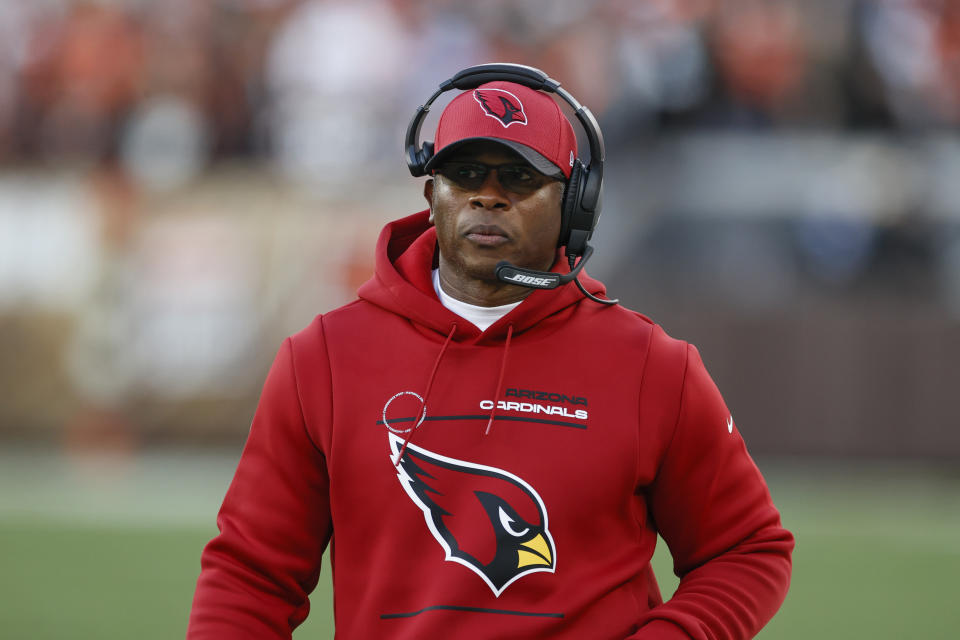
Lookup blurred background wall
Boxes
[1,0,958,460]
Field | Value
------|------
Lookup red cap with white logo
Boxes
[423,81,578,179]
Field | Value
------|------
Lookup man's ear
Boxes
[424,178,435,225]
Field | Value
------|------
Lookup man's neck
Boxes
[436,263,532,307]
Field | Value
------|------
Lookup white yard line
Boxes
[0,448,239,528]
[1,448,958,555]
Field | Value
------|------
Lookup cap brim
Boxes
[423,137,566,180]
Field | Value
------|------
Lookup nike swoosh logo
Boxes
[727,416,734,434]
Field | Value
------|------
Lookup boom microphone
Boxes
[496,251,590,290]
[495,245,618,305]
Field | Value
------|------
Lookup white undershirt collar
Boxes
[432,269,521,332]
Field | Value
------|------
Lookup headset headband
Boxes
[405,63,604,212]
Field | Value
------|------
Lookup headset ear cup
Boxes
[407,142,434,177]
[559,159,584,249]
[420,142,434,172]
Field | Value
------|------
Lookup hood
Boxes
[357,210,609,344]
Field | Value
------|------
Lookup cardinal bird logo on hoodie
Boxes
[389,433,555,596]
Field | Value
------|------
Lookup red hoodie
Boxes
[188,211,793,639]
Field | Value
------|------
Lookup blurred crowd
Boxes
[1,0,959,454]
[0,0,958,181]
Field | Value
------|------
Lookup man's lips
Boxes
[464,224,510,247]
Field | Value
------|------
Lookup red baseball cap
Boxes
[423,81,578,180]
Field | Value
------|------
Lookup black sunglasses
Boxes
[435,161,555,194]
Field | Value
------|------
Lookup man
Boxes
[188,65,793,639]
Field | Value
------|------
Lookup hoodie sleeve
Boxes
[187,334,332,639]
[631,342,794,640]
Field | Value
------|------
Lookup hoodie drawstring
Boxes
[395,323,457,466]
[485,323,513,435]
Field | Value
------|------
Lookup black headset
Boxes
[405,63,605,261]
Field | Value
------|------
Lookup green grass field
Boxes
[1,451,957,639]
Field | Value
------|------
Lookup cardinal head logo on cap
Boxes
[473,89,528,128]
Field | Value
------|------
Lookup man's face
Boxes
[425,141,564,291]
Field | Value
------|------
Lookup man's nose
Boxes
[469,171,509,209]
